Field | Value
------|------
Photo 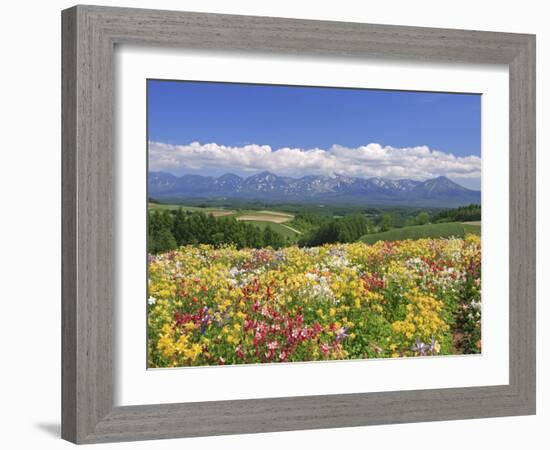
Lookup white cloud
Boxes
[148,141,481,182]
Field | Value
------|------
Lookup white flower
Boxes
[470,300,481,310]
[148,296,157,306]
[228,267,241,278]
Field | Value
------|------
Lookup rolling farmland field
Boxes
[148,203,300,238]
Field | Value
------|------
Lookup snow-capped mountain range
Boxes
[148,171,480,207]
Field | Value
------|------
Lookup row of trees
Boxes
[431,203,481,223]
[150,209,376,253]
[293,210,431,246]
[373,205,479,232]
[148,203,482,254]
[148,209,287,254]
[296,214,373,246]
[292,204,477,246]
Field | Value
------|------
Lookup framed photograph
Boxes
[62,5,536,444]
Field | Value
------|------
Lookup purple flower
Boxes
[411,337,439,356]
[411,338,430,356]
[335,327,349,342]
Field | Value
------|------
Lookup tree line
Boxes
[296,213,373,246]
[431,204,481,223]
[148,209,287,254]
[148,203,482,254]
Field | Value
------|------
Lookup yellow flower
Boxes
[183,322,196,331]
[147,237,480,367]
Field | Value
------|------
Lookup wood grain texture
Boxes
[61,6,77,442]
[61,5,536,444]
[508,35,536,408]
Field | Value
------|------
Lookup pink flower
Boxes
[320,343,331,356]
[235,345,244,359]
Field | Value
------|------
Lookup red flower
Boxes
[362,273,385,292]
[320,343,331,356]
[244,319,255,332]
[174,312,193,325]
[235,345,244,359]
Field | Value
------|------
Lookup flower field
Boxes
[147,235,481,367]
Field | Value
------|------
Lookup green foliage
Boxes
[360,222,479,244]
[148,210,177,253]
[263,225,284,248]
[147,201,482,254]
[416,211,430,225]
[239,220,297,240]
[432,204,481,223]
[462,223,481,235]
[300,214,370,246]
[149,228,177,254]
[380,213,393,232]
[147,208,290,254]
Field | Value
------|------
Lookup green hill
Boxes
[237,220,299,240]
[360,222,480,245]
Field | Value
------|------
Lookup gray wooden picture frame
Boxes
[61,4,536,444]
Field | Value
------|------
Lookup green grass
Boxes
[150,203,481,245]
[360,222,480,245]
[238,220,300,240]
[462,223,482,235]
[149,203,300,240]
[148,203,238,218]
[148,202,231,213]
[148,203,296,221]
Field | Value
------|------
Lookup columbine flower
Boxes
[147,235,481,367]
[411,337,440,355]
[335,327,349,342]
[411,338,430,356]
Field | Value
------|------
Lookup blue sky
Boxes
[147,80,481,189]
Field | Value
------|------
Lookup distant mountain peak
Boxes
[255,170,276,177]
[148,171,480,207]
[219,173,242,180]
